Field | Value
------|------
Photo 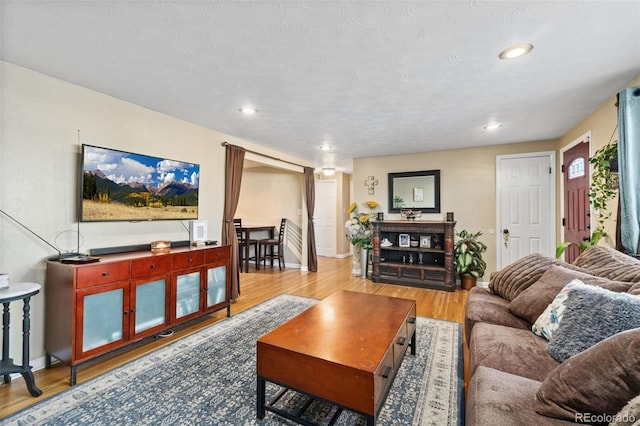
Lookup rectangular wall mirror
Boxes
[388,170,441,213]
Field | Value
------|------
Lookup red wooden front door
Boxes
[563,141,590,263]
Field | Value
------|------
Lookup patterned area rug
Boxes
[3,294,463,425]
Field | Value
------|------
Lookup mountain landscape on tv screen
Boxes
[81,146,199,221]
[85,170,198,204]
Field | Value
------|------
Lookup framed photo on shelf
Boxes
[399,233,410,247]
[420,235,431,248]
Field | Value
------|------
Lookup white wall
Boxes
[236,166,304,265]
[0,62,311,366]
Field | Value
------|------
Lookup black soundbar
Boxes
[89,240,191,256]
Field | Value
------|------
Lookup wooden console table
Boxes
[45,245,231,385]
[257,290,416,425]
[1,282,42,397]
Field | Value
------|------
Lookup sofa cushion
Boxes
[573,245,640,282]
[508,265,633,324]
[488,253,586,302]
[467,366,581,426]
[536,328,640,422]
[464,287,530,344]
[546,284,640,362]
[469,322,559,382]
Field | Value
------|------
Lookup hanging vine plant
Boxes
[588,139,618,235]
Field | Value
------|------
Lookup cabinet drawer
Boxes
[393,329,410,367]
[76,261,130,288]
[422,270,445,282]
[374,345,395,408]
[172,250,204,270]
[379,264,400,277]
[400,268,421,280]
[131,255,171,278]
[204,246,230,264]
[393,311,416,367]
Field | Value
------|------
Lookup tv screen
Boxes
[80,144,200,222]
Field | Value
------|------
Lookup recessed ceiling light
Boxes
[239,106,257,114]
[498,43,533,60]
[483,123,503,131]
[320,145,333,151]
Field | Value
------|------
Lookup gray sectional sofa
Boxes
[464,246,640,425]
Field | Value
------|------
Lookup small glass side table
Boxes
[1,282,42,397]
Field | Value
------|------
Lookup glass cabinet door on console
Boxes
[203,245,231,313]
[131,275,170,339]
[173,268,202,322]
[77,281,129,360]
[205,265,227,310]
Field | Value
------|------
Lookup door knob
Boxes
[502,229,510,248]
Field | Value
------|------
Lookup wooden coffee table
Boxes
[257,290,416,425]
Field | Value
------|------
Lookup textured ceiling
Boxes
[1,1,639,173]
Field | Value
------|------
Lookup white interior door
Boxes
[314,180,337,256]
[496,152,556,268]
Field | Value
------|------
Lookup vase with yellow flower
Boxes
[345,200,379,277]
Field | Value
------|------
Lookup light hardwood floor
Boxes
[0,256,469,419]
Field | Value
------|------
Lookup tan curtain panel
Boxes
[304,167,318,272]
[222,144,246,299]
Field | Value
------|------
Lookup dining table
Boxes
[238,225,275,272]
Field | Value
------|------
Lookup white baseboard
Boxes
[5,355,48,381]
[455,279,489,289]
[317,253,351,259]
[32,355,47,371]
[247,260,301,270]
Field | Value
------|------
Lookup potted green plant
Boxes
[454,229,487,290]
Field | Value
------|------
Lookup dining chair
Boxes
[258,218,287,271]
[234,218,258,272]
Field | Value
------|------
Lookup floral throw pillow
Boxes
[532,279,584,340]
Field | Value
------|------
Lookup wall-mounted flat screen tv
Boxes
[80,144,200,222]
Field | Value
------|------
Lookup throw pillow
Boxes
[546,284,640,362]
[535,328,640,423]
[488,253,586,302]
[610,394,640,426]
[531,279,581,340]
[508,265,632,324]
[574,245,640,283]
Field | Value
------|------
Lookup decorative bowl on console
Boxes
[400,209,422,220]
